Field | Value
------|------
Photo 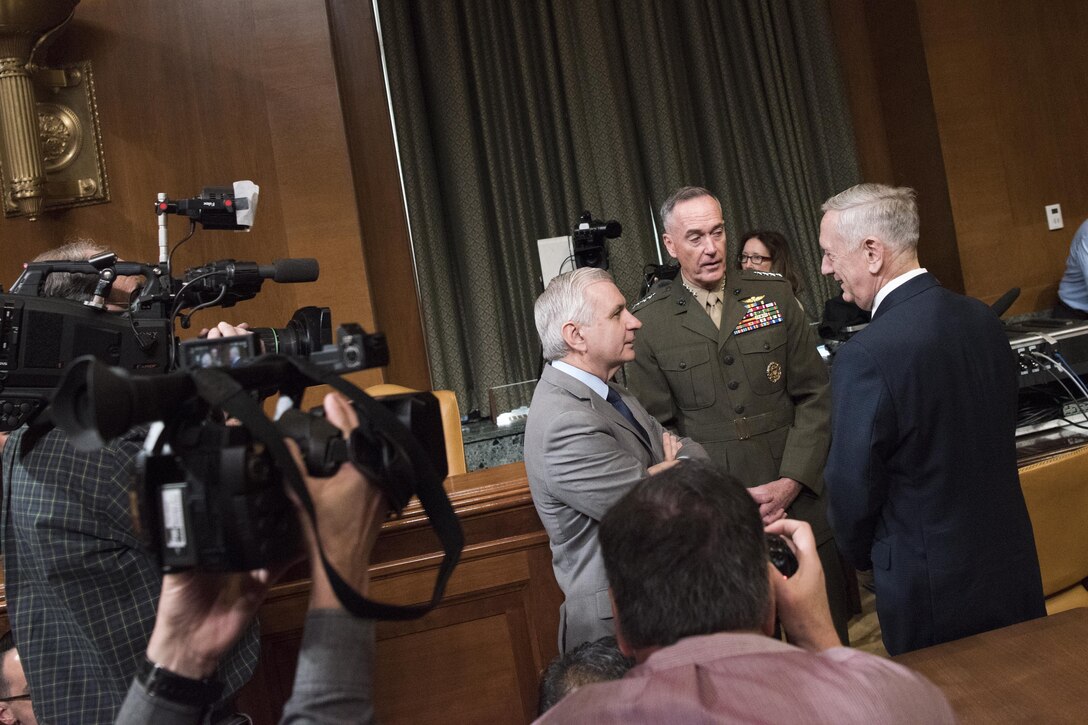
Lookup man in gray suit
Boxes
[525,268,707,652]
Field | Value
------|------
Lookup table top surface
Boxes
[893,607,1088,723]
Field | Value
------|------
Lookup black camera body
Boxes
[140,386,446,572]
[572,211,622,270]
[0,182,320,432]
[0,292,173,430]
[766,534,799,577]
[141,421,302,571]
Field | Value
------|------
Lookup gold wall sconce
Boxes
[0,0,108,221]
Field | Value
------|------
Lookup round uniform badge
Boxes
[766,361,783,383]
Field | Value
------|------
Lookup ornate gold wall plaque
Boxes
[0,1,108,219]
[0,59,108,218]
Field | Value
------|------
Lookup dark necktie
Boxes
[607,388,651,446]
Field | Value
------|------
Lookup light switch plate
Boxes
[1046,203,1064,231]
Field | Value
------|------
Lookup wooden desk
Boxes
[237,462,563,724]
[893,608,1088,723]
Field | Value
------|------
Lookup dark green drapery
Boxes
[377,0,859,413]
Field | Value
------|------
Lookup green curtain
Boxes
[377,0,858,413]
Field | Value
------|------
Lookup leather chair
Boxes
[1018,445,1088,614]
[365,383,467,477]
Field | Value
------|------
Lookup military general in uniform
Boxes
[627,186,850,642]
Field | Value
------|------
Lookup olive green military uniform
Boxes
[628,271,850,642]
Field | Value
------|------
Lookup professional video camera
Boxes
[0,182,322,430]
[30,182,463,619]
[572,211,622,270]
[51,331,461,619]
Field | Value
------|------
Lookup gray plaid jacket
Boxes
[1,426,259,724]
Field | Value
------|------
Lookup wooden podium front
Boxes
[236,462,563,724]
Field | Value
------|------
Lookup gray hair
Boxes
[535,267,613,361]
[33,238,108,301]
[821,184,919,253]
[660,186,718,233]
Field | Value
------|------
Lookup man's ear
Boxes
[0,703,17,725]
[762,563,779,637]
[862,237,883,271]
[609,589,635,658]
[662,233,678,260]
[561,320,585,354]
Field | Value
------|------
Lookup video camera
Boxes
[572,211,621,270]
[0,183,316,429]
[4,184,462,621]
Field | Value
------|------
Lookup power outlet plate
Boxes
[1046,203,1064,231]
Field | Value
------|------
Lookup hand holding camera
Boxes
[763,519,842,651]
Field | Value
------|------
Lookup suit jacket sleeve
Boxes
[540,405,659,521]
[779,294,832,492]
[825,342,894,570]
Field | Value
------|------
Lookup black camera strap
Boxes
[188,360,463,621]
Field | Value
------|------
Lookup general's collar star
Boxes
[682,278,726,306]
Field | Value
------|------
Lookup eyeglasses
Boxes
[738,254,771,265]
[0,693,30,703]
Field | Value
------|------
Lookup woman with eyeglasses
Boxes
[737,229,803,298]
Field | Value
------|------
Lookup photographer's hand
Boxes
[145,567,283,680]
[763,518,842,652]
[285,391,389,610]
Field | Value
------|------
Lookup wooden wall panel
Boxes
[832,0,1088,314]
[0,0,384,391]
[326,0,431,390]
[827,0,964,294]
[915,0,1088,313]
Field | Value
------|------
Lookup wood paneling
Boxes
[831,0,1088,314]
[827,0,963,294]
[236,463,563,725]
[326,0,431,390]
[0,0,386,392]
[915,0,1088,313]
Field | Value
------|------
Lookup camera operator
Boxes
[0,241,259,723]
[115,392,388,724]
[33,239,143,310]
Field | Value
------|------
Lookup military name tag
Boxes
[734,297,783,334]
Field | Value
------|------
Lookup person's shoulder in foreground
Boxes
[536,631,955,724]
[536,459,954,724]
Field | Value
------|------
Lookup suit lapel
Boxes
[674,285,719,343]
[606,383,658,457]
[543,364,655,455]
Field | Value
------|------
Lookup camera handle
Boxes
[187,359,464,621]
[157,192,170,266]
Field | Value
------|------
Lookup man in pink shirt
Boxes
[536,460,954,724]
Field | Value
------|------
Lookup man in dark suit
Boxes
[627,186,851,644]
[525,268,707,652]
[819,183,1045,655]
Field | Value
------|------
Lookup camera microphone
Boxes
[259,258,320,283]
[181,258,319,308]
